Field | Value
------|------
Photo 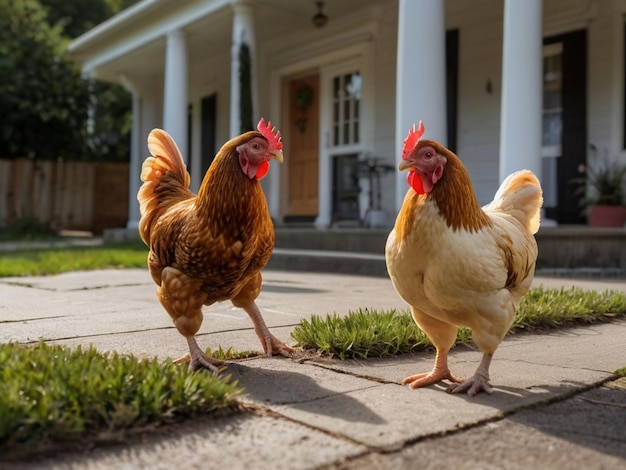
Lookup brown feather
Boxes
[428,142,491,233]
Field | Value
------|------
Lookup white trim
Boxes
[321,60,365,227]
[543,0,597,37]
[69,0,167,52]
[71,0,231,74]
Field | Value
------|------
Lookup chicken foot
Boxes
[173,336,226,373]
[242,302,294,357]
[403,348,463,389]
[447,353,493,396]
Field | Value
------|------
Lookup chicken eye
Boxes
[424,151,433,159]
[252,143,260,149]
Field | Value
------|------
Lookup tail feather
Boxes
[138,129,193,244]
[483,170,543,234]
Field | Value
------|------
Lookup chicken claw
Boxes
[447,373,493,396]
[264,334,295,357]
[402,369,463,389]
[447,353,493,396]
[175,336,226,373]
[403,348,462,389]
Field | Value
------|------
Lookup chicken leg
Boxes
[403,308,462,388]
[231,273,294,357]
[241,302,294,357]
[157,267,227,372]
[402,347,463,388]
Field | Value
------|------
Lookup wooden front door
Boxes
[287,75,319,217]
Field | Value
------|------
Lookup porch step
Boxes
[273,226,626,276]
[267,248,626,278]
[267,248,387,277]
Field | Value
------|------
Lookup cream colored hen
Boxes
[386,121,543,396]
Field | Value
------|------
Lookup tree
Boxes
[40,0,113,39]
[41,0,138,39]
[0,0,91,159]
[41,0,138,162]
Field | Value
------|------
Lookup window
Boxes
[542,43,563,210]
[542,43,563,158]
[331,71,361,147]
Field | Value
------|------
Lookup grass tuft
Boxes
[0,341,241,455]
[515,286,626,329]
[205,345,262,360]
[291,308,430,360]
[292,287,626,359]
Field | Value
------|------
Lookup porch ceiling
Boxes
[70,0,383,85]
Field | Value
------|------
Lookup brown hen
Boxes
[138,119,293,371]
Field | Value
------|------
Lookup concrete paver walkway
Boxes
[1,269,625,469]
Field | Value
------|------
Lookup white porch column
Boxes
[394,0,447,212]
[163,30,188,160]
[230,1,258,138]
[499,0,542,181]
[120,75,141,231]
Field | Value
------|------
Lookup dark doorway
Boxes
[446,29,459,153]
[543,30,587,224]
[332,153,360,224]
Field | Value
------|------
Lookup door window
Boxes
[332,71,361,147]
[542,43,563,209]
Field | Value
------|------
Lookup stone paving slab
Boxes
[337,381,626,469]
[4,413,367,470]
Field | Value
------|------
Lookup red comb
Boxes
[257,118,283,151]
[401,121,425,160]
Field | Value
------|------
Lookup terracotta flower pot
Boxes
[588,205,626,227]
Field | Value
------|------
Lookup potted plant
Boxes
[577,145,626,227]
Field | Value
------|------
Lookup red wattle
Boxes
[407,171,425,194]
[256,160,270,179]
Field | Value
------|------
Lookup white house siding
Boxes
[448,0,505,205]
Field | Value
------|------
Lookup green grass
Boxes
[0,342,241,457]
[0,240,148,277]
[291,286,626,359]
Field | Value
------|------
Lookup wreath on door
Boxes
[294,85,314,133]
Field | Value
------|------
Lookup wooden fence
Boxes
[0,158,129,234]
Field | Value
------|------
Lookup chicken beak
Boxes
[398,159,411,171]
[271,149,284,164]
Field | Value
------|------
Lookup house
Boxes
[68,0,626,231]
